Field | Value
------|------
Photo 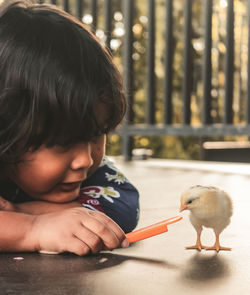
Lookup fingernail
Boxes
[121,238,129,248]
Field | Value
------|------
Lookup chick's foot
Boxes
[185,233,205,251]
[205,244,231,252]
[205,234,231,252]
[185,242,205,251]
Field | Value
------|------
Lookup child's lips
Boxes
[59,181,82,192]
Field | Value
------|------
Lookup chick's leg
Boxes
[186,230,205,251]
[205,233,231,252]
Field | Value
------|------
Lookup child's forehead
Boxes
[34,99,110,143]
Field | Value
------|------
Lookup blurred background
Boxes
[37,0,250,162]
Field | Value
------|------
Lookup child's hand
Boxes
[30,207,129,255]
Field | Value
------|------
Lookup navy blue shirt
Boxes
[77,157,140,233]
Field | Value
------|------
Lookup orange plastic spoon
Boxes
[125,216,182,244]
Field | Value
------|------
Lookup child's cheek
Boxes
[31,161,67,188]
[93,135,106,159]
[89,145,105,175]
[11,159,67,195]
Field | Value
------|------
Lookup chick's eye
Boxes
[187,200,193,204]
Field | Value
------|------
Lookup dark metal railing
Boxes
[41,0,250,160]
[146,0,156,125]
[224,0,234,124]
[202,0,212,125]
[164,0,173,125]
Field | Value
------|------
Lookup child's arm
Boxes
[0,210,37,252]
[0,196,82,214]
[16,200,83,214]
[0,207,128,254]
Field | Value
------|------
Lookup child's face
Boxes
[5,135,106,203]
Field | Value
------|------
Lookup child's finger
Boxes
[81,211,125,249]
[67,238,91,256]
[40,238,92,256]
[89,210,127,245]
[74,224,103,254]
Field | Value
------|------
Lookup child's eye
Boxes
[51,145,72,153]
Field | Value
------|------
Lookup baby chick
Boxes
[180,185,233,252]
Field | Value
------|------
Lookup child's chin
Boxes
[60,190,81,202]
[43,189,81,203]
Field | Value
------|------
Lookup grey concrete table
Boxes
[1,158,250,295]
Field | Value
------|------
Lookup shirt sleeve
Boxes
[76,157,140,233]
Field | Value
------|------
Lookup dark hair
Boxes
[0,0,126,164]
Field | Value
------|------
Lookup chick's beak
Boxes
[179,203,188,212]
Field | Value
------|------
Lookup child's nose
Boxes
[70,143,93,170]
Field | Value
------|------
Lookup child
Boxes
[0,0,139,255]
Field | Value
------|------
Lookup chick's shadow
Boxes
[180,252,230,283]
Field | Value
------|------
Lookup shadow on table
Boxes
[180,252,231,283]
[91,252,179,270]
[39,252,177,272]
[1,251,178,276]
